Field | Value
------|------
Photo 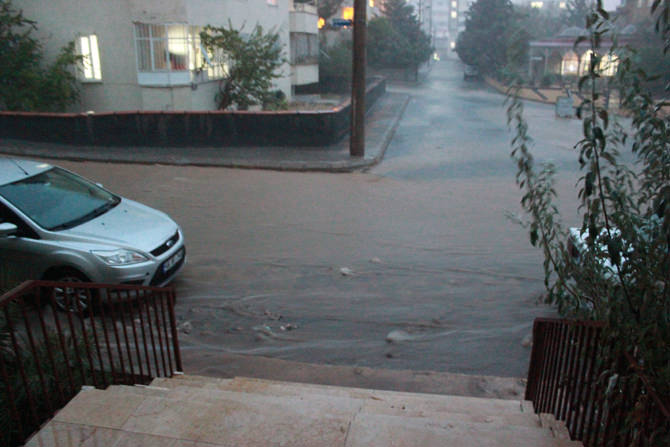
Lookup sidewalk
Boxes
[0,92,409,172]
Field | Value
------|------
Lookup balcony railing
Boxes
[291,0,317,13]
[526,318,669,446]
[0,280,181,446]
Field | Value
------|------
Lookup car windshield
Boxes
[0,167,120,231]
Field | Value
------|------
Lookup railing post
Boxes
[525,319,543,403]
[167,289,183,372]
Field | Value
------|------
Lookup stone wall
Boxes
[0,78,386,147]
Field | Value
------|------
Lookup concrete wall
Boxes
[15,0,142,113]
[290,8,318,34]
[0,78,386,147]
[292,65,319,86]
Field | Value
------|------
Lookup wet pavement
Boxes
[2,58,615,379]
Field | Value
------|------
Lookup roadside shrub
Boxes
[262,89,288,111]
[506,0,669,442]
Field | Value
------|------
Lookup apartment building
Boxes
[14,0,318,112]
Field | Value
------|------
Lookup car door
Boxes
[0,201,46,292]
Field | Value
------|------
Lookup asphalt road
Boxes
[52,59,599,378]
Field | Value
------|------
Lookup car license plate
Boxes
[163,249,183,273]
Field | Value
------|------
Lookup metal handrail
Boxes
[526,318,669,446]
[0,280,181,447]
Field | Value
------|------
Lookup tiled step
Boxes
[26,375,583,447]
[155,387,553,439]
[154,378,540,429]
[154,375,535,418]
[346,412,582,447]
[540,413,572,440]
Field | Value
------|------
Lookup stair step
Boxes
[345,412,574,447]
[152,375,534,418]
[221,377,535,417]
[27,375,584,447]
[57,385,557,446]
[540,413,573,440]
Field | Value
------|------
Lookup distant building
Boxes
[527,26,637,80]
[13,0,319,112]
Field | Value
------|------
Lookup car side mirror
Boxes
[0,222,18,237]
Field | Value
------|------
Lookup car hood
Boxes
[58,199,178,254]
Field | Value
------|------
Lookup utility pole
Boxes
[350,0,367,157]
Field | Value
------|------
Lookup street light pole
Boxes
[350,0,367,157]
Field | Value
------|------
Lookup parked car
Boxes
[567,219,664,281]
[0,158,185,310]
[464,65,481,80]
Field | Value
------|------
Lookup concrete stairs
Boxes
[26,374,582,446]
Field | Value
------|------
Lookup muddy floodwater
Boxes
[51,60,612,378]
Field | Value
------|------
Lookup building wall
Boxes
[13,0,292,112]
[16,0,142,112]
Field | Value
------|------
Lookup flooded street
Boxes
[54,59,591,378]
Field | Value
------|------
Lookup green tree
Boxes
[368,0,432,69]
[367,17,413,68]
[506,0,669,439]
[0,0,80,111]
[317,0,345,21]
[456,0,517,77]
[200,23,286,110]
[319,39,352,79]
[562,0,591,27]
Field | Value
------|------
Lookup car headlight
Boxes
[92,249,149,266]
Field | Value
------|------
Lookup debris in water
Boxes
[340,267,354,276]
[370,257,383,264]
[178,321,192,334]
[386,330,413,343]
[264,309,282,320]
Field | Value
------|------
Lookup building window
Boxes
[342,7,354,20]
[369,0,375,7]
[451,10,457,18]
[267,0,278,5]
[135,24,193,72]
[290,33,318,64]
[530,1,543,7]
[133,23,226,85]
[78,34,102,81]
[561,51,578,75]
[451,0,457,7]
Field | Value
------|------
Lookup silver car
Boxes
[0,158,185,308]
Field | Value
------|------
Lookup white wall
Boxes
[15,0,142,112]
[292,64,319,85]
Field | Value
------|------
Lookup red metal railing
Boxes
[0,280,181,447]
[526,318,670,446]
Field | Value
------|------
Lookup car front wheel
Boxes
[46,268,93,313]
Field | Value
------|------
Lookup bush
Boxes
[319,40,352,86]
[0,0,80,112]
[262,89,288,111]
[200,23,285,110]
[540,73,560,87]
[506,0,669,441]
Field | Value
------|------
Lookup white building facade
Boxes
[14,0,311,112]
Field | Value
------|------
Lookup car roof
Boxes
[0,158,53,186]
